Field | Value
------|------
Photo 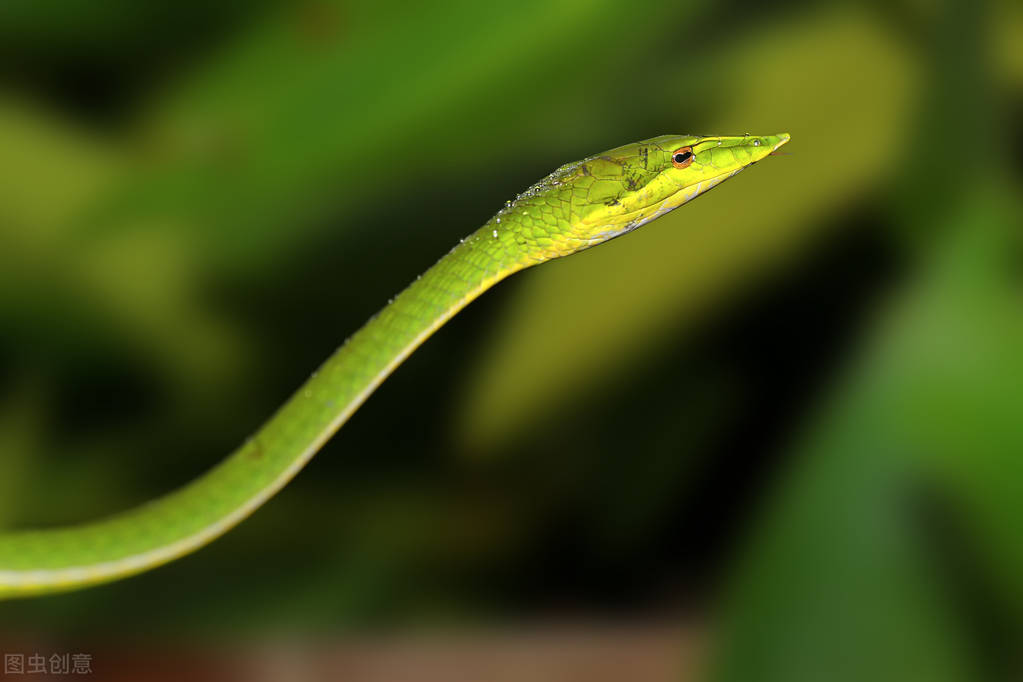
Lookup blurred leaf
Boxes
[709,184,1021,682]
[0,99,124,239]
[994,0,1023,87]
[101,0,692,269]
[0,99,246,397]
[0,379,46,526]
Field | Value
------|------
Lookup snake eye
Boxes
[671,147,694,168]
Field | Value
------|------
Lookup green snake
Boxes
[0,133,789,599]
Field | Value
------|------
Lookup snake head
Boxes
[569,133,791,246]
[489,133,789,262]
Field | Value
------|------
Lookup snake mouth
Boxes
[588,166,747,244]
[769,133,791,155]
[679,161,749,194]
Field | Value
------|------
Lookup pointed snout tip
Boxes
[771,132,791,151]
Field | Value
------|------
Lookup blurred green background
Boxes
[0,0,1021,679]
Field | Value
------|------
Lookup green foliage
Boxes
[0,0,1020,678]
